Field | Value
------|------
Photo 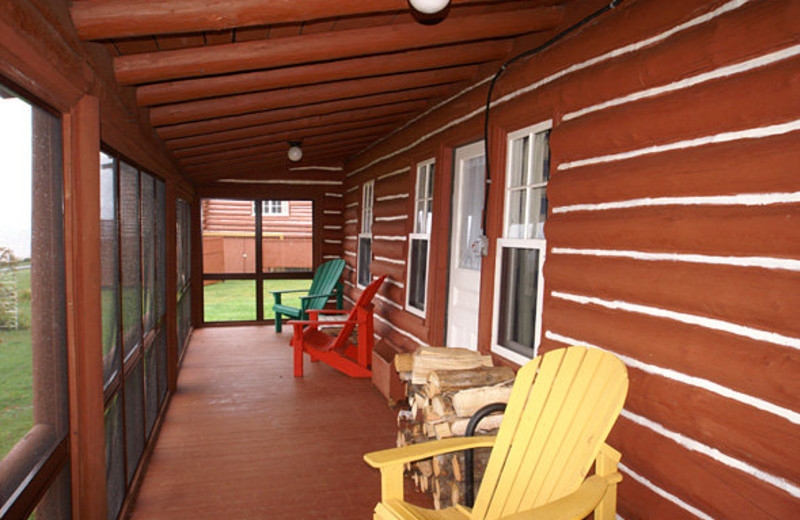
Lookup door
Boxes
[446,141,485,349]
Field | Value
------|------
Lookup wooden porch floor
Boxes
[129,326,424,520]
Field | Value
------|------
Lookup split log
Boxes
[433,422,453,439]
[417,460,433,478]
[395,352,414,372]
[451,382,513,417]
[451,453,462,482]
[451,414,504,436]
[430,395,455,418]
[426,366,515,396]
[411,346,493,384]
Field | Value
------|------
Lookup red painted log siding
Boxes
[321,190,345,260]
[342,0,800,518]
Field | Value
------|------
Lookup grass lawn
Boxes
[203,278,313,322]
[0,267,33,462]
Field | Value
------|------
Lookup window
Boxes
[100,151,168,520]
[406,159,434,316]
[0,83,71,519]
[252,200,288,216]
[201,198,313,323]
[357,181,374,288]
[492,121,551,365]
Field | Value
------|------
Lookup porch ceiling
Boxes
[69,0,598,183]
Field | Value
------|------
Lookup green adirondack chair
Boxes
[271,258,345,333]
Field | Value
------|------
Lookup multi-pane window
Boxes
[100,151,168,520]
[357,181,374,288]
[0,82,71,520]
[406,159,434,316]
[264,200,288,215]
[493,122,551,364]
[252,200,288,216]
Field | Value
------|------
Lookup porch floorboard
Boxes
[129,326,427,520]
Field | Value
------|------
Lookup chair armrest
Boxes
[271,289,307,295]
[365,436,496,503]
[500,473,622,520]
[306,309,348,320]
[299,292,336,302]
[288,319,357,327]
[364,436,496,468]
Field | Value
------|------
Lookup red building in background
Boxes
[201,199,312,275]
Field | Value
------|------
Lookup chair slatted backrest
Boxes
[302,258,345,311]
[471,346,628,520]
[329,275,386,351]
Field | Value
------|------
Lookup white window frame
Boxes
[492,120,551,366]
[405,158,435,317]
[357,181,375,289]
[253,200,289,216]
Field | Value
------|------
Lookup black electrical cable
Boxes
[480,0,623,233]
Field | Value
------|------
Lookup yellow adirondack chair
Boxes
[364,346,628,520]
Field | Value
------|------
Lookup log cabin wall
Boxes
[343,0,799,518]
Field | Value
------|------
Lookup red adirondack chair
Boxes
[290,275,386,378]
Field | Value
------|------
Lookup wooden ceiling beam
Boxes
[190,154,356,182]
[137,40,511,106]
[149,66,475,126]
[114,7,563,84]
[185,139,374,180]
[173,114,409,158]
[71,0,489,40]
[179,123,397,166]
[155,84,450,139]
[186,134,376,170]
[166,100,424,150]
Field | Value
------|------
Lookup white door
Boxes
[446,141,485,349]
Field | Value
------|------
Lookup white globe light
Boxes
[409,0,450,15]
[287,144,303,162]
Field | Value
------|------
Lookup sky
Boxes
[0,96,32,260]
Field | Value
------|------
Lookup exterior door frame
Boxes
[444,140,486,350]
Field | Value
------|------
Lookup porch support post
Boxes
[63,94,107,520]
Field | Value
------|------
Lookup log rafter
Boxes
[173,114,410,159]
[165,101,425,150]
[179,123,398,167]
[113,7,563,84]
[71,0,489,40]
[186,141,376,180]
[155,85,451,140]
[149,65,476,126]
[136,40,511,106]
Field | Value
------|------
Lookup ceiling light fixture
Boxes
[408,0,450,15]
[287,141,303,162]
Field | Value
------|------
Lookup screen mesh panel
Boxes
[140,173,156,334]
[104,395,125,520]
[99,152,121,387]
[124,361,144,484]
[144,343,158,436]
[119,162,142,358]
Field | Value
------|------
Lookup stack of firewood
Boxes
[394,347,515,509]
